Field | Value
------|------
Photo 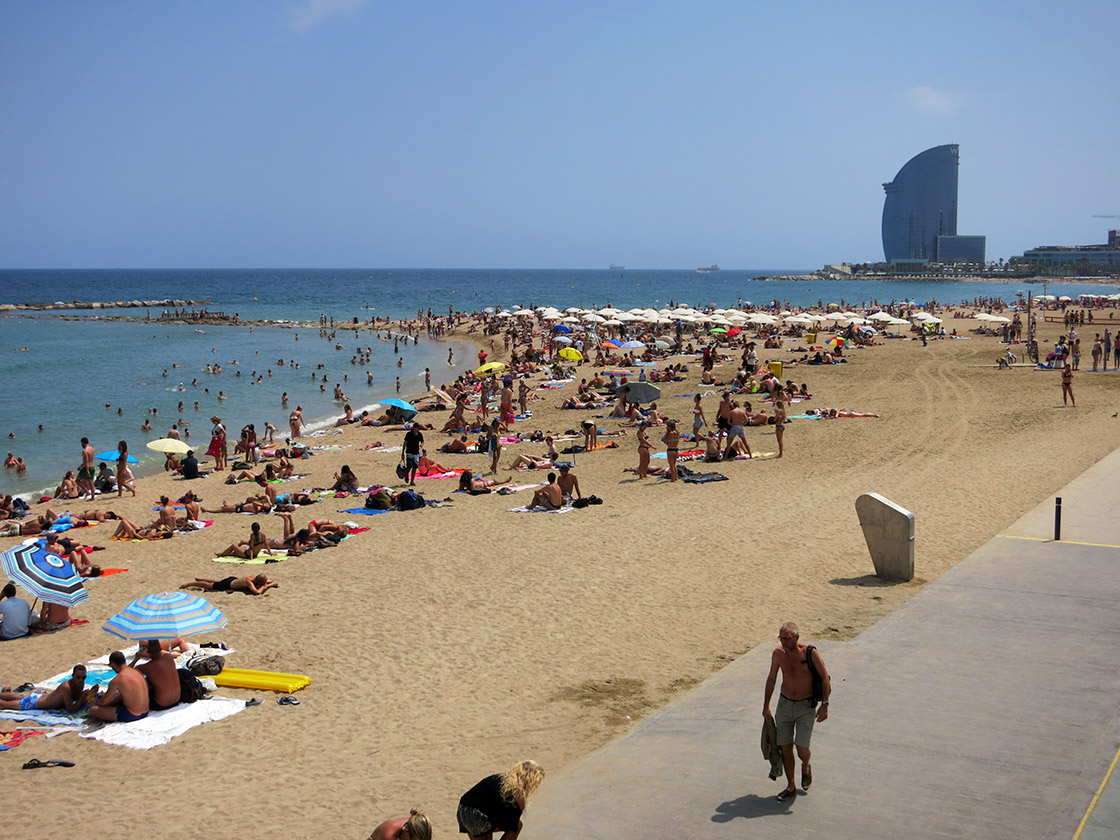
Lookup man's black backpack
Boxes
[177,668,209,704]
[805,645,823,708]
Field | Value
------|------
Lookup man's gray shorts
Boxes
[775,694,816,747]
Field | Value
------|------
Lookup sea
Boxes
[1,268,1117,498]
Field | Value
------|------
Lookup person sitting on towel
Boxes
[131,638,181,711]
[0,664,96,712]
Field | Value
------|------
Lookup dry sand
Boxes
[3,311,1118,838]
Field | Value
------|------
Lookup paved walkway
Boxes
[530,447,1120,840]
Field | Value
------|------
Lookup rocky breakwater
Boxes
[0,299,206,312]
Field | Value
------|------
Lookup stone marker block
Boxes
[856,493,915,581]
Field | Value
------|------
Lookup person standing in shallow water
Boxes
[763,621,831,802]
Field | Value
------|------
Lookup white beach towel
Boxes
[508,505,575,513]
[79,696,246,749]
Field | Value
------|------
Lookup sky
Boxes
[1,1,1117,269]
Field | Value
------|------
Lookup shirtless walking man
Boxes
[89,651,150,722]
[78,437,97,501]
[763,621,831,802]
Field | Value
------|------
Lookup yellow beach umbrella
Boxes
[475,362,509,376]
[559,347,583,361]
[146,438,192,455]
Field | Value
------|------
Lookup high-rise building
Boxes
[882,144,985,264]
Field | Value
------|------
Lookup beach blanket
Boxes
[0,730,43,750]
[213,550,291,564]
[678,466,728,484]
[79,696,247,750]
[789,414,822,420]
[508,505,575,513]
[339,507,390,515]
[416,468,466,479]
[652,449,704,461]
[88,568,129,577]
[0,709,85,727]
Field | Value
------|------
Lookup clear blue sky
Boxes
[1,1,1117,269]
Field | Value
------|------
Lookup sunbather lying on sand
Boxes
[181,574,279,594]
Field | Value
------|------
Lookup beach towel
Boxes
[678,467,728,483]
[416,468,466,479]
[0,709,85,726]
[339,507,390,515]
[79,696,246,750]
[508,505,575,513]
[0,730,43,750]
[213,550,291,564]
[86,568,128,578]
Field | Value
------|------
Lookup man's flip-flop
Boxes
[802,769,812,790]
[277,696,300,706]
[776,787,797,802]
[245,697,263,708]
[23,759,77,769]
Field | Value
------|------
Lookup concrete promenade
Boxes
[530,447,1120,839]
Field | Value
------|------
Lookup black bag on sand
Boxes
[177,668,209,704]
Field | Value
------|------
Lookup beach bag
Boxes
[177,668,208,704]
[187,655,225,677]
[806,644,823,707]
[397,489,424,511]
[366,489,392,510]
[395,461,409,480]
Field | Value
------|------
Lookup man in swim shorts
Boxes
[763,622,831,802]
[723,402,752,460]
[529,473,563,510]
[0,664,94,712]
[89,651,149,722]
[78,437,97,501]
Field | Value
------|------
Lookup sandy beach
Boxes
[3,309,1119,839]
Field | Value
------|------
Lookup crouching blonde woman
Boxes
[456,760,545,840]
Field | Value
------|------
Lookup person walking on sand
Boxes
[78,437,96,501]
[1061,362,1075,406]
[763,621,831,802]
[457,760,545,840]
[774,399,787,458]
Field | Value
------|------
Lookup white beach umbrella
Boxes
[974,313,994,321]
[564,307,582,313]
[583,313,606,323]
[868,311,896,322]
[496,310,514,318]
[988,315,1012,323]
[603,319,623,326]
[513,309,535,316]
[599,307,621,316]
[1058,296,1072,302]
[562,316,581,323]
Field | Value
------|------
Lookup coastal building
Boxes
[881,144,986,264]
[1012,230,1120,274]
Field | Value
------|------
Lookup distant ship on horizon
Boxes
[696,264,721,273]
[610,264,625,271]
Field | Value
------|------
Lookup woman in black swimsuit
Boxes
[661,419,680,482]
[636,421,651,479]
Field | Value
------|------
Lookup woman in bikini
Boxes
[636,421,651,479]
[54,471,80,500]
[117,441,136,497]
[662,419,680,482]
[216,521,271,559]
[1061,362,1075,406]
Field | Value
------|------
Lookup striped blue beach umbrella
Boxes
[102,591,227,640]
[0,541,89,607]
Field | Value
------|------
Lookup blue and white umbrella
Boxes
[102,591,227,640]
[0,541,89,607]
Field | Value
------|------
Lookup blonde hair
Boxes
[499,760,545,809]
[404,808,432,840]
